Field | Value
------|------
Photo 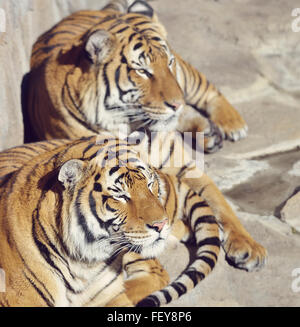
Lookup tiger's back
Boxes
[0,140,67,179]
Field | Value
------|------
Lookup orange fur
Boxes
[0,135,221,307]
[26,0,247,152]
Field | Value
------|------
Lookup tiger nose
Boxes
[151,218,168,232]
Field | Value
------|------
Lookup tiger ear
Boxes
[128,0,154,18]
[85,30,116,64]
[58,159,84,189]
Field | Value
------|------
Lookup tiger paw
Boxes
[203,119,223,153]
[222,231,267,272]
[210,96,248,142]
[122,252,169,288]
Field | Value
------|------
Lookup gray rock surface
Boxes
[155,0,300,307]
[280,192,300,233]
[1,0,300,307]
[0,0,108,151]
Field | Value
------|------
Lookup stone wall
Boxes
[0,0,108,151]
[1,0,299,151]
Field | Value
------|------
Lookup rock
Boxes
[280,192,300,233]
[0,0,108,151]
[289,161,300,177]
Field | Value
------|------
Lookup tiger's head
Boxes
[58,140,170,262]
[77,13,184,133]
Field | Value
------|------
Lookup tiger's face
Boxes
[58,153,171,263]
[82,13,185,132]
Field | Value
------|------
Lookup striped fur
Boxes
[26,0,247,152]
[129,130,267,274]
[0,135,220,307]
[137,188,220,307]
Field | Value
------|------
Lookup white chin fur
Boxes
[149,117,179,132]
[140,239,167,258]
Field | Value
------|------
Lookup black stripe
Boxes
[93,182,103,192]
[89,191,107,231]
[194,215,217,228]
[0,150,33,158]
[61,80,99,134]
[32,218,75,293]
[32,43,65,57]
[82,143,95,155]
[88,264,123,303]
[43,30,77,45]
[161,289,172,304]
[198,250,218,261]
[32,214,72,293]
[189,201,209,217]
[115,173,125,185]
[126,15,146,22]
[13,235,56,304]
[185,270,205,287]
[103,62,111,104]
[114,65,137,100]
[123,258,148,270]
[109,166,121,176]
[0,172,14,188]
[134,21,149,27]
[151,36,161,42]
[158,141,175,169]
[76,190,97,243]
[133,42,143,50]
[197,255,216,270]
[197,237,220,248]
[137,295,160,307]
[139,27,156,34]
[183,189,195,209]
[116,26,130,33]
[34,206,69,267]
[23,272,54,307]
[102,194,110,204]
[128,32,138,42]
[175,160,194,178]
[106,203,117,212]
[171,282,187,297]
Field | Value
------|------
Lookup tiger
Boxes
[0,134,221,307]
[24,0,267,289]
[25,0,247,153]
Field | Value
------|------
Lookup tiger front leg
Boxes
[121,252,170,306]
[182,173,267,272]
[174,53,248,144]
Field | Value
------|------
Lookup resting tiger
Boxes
[26,0,247,153]
[0,135,221,307]
[21,0,267,304]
